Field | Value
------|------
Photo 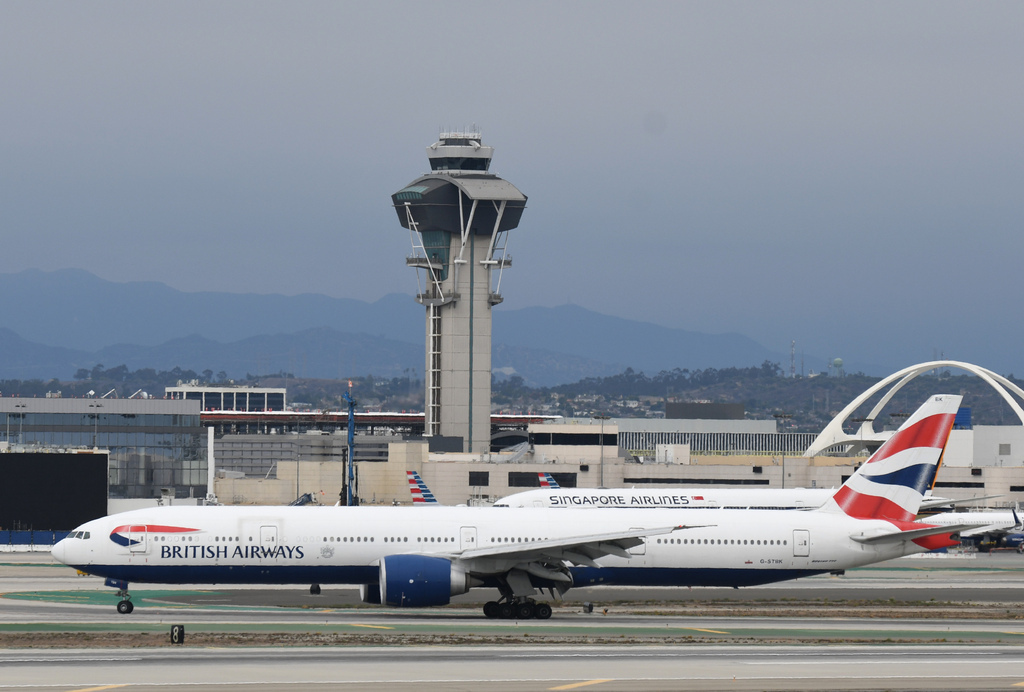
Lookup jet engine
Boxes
[359,583,381,605]
[378,554,478,607]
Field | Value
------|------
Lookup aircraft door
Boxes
[628,527,647,556]
[460,526,477,551]
[793,529,810,557]
[260,525,278,549]
[128,525,148,554]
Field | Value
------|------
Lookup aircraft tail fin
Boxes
[406,471,438,504]
[538,472,560,489]
[820,394,961,522]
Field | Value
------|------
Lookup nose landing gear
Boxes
[115,589,134,614]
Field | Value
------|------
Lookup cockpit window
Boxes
[70,531,90,539]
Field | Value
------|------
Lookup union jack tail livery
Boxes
[538,472,560,489]
[406,470,438,504]
[822,394,961,523]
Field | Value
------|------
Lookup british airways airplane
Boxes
[53,395,975,620]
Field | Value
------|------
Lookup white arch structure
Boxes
[803,360,1024,457]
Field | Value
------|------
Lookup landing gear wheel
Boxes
[117,600,133,614]
[535,603,552,620]
[483,601,500,619]
[515,601,536,620]
[310,584,321,595]
[498,602,515,619]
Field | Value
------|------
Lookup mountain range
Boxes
[0,269,816,386]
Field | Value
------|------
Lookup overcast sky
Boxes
[2,2,1022,375]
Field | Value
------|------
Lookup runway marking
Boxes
[549,680,614,690]
[70,686,129,692]
[684,627,729,634]
[350,623,394,630]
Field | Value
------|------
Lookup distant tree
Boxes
[105,365,130,381]
[74,368,90,380]
[202,369,214,383]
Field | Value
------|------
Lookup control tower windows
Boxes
[429,157,490,172]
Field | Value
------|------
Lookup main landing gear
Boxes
[116,589,134,614]
[483,598,552,620]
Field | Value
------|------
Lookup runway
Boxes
[2,552,1024,690]
[2,644,1024,691]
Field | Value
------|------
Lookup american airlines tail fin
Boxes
[406,470,438,504]
[820,394,961,523]
[538,472,560,489]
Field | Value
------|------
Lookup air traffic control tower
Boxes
[392,131,527,453]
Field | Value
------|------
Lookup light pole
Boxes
[89,402,103,448]
[593,415,610,488]
[773,412,792,488]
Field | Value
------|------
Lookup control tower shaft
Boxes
[392,132,527,453]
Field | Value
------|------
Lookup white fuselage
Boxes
[494,487,835,509]
[54,504,926,590]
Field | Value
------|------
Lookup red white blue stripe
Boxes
[538,472,560,489]
[109,524,199,547]
[406,471,437,503]
[824,394,960,523]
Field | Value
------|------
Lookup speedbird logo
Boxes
[109,524,199,547]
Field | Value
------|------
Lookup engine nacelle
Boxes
[359,583,381,605]
[379,554,475,607]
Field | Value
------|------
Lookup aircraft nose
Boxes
[51,539,67,565]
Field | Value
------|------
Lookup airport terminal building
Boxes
[5,369,1024,517]
[0,397,204,500]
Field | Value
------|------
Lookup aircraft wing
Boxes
[919,495,1003,510]
[450,524,709,573]
[850,522,987,545]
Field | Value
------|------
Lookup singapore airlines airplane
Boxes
[53,395,975,620]
[495,484,961,511]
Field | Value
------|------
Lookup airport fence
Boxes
[0,530,71,553]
